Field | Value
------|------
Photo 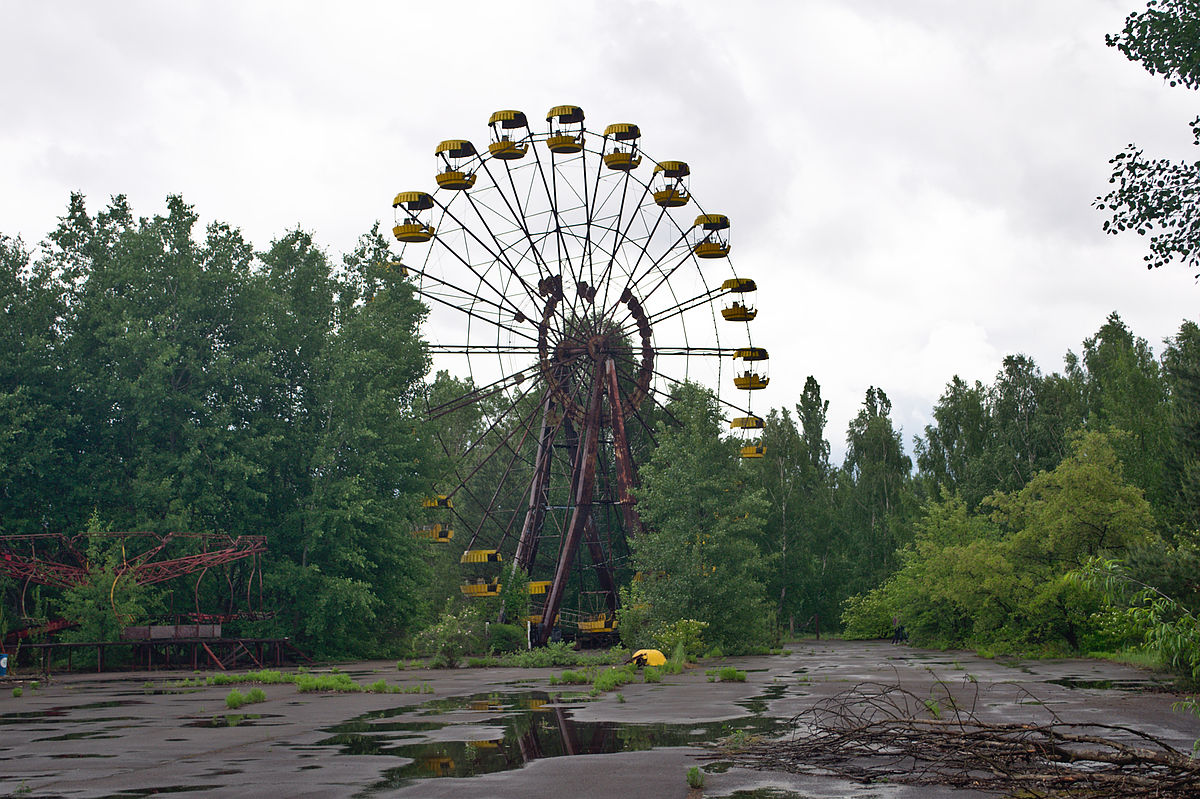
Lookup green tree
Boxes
[1076,312,1169,508]
[838,387,915,593]
[624,382,770,654]
[1097,0,1200,275]
[915,376,992,508]
[1163,319,1200,530]
[845,431,1155,652]
[0,235,75,533]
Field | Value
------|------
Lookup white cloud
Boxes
[2,0,1197,463]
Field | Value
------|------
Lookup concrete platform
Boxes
[0,640,1195,798]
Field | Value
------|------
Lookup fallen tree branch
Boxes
[707,681,1200,798]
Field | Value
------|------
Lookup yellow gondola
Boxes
[392,191,435,243]
[730,415,765,430]
[734,372,770,390]
[602,123,642,171]
[546,105,585,153]
[460,549,502,564]
[740,443,766,459]
[527,580,551,595]
[488,109,529,160]
[578,613,617,633]
[693,213,731,259]
[435,140,478,190]
[422,495,453,509]
[460,578,501,597]
[722,301,757,322]
[721,277,757,293]
[652,161,690,207]
[412,523,454,542]
[733,346,769,362]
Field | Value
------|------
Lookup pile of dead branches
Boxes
[709,681,1200,798]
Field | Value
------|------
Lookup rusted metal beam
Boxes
[605,357,643,537]
[537,360,605,645]
[514,392,558,571]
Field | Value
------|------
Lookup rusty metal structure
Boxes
[395,107,766,644]
[0,531,267,622]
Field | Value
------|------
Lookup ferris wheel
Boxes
[394,106,769,644]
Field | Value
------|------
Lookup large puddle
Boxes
[307,690,785,791]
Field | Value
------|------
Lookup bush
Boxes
[489,623,526,654]
[12,687,22,698]
[643,665,662,683]
[226,689,246,709]
[655,619,708,661]
[415,603,484,668]
[686,766,705,789]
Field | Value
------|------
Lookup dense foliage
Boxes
[0,195,434,657]
[1097,0,1200,275]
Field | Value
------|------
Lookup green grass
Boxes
[549,668,593,685]
[1086,648,1162,670]
[591,664,639,694]
[225,687,268,709]
[706,666,747,682]
[686,765,705,789]
[175,669,431,695]
[11,687,22,698]
[643,665,663,683]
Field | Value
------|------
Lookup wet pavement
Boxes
[0,640,1196,798]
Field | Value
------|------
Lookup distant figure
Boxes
[890,615,903,645]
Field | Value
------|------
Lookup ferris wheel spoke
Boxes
[460,189,545,305]
[424,365,539,421]
[410,281,539,345]
[478,159,555,284]
[458,397,542,554]
[432,200,543,314]
[592,178,659,312]
[438,383,544,547]
[603,218,687,316]
[529,141,589,330]
[624,242,697,308]
[622,286,727,334]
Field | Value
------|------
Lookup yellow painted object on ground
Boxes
[630,648,666,667]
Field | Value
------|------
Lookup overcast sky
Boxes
[3,0,1197,461]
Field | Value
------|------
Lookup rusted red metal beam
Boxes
[537,360,605,646]
[605,357,643,537]
[515,393,558,571]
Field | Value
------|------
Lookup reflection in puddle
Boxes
[186,713,283,728]
[314,691,785,790]
[106,787,222,796]
[1046,678,1168,691]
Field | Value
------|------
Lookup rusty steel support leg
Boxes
[561,419,619,616]
[605,358,643,537]
[537,362,606,646]
[515,394,557,572]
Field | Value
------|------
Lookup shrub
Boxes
[225,689,246,709]
[415,603,484,668]
[643,666,662,683]
[246,687,266,704]
[655,619,708,661]
[489,623,526,654]
[12,687,22,698]
[686,766,705,789]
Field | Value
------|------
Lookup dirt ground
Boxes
[1,639,1196,798]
